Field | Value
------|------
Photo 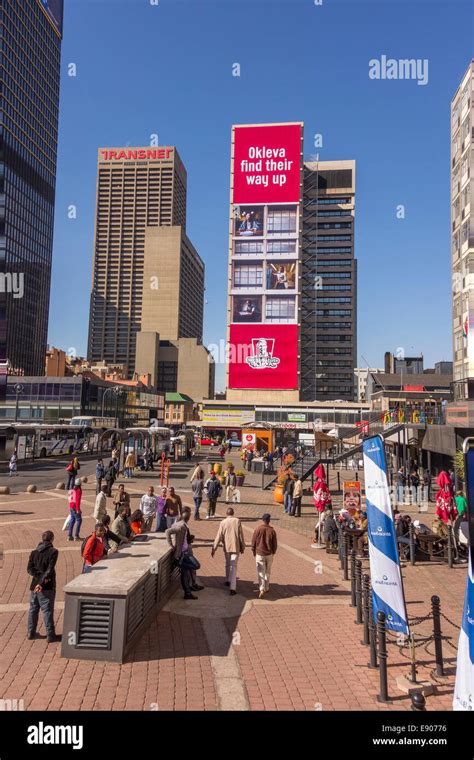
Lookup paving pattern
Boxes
[0,452,466,711]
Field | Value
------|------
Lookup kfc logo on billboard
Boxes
[233,124,302,204]
[246,338,280,369]
[229,324,298,389]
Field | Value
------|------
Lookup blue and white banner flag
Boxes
[453,557,474,710]
[362,435,409,636]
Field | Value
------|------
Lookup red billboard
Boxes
[228,324,298,389]
[233,124,301,204]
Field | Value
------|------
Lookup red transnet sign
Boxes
[232,124,301,204]
[228,324,298,389]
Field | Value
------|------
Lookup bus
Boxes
[70,416,117,429]
[33,425,90,458]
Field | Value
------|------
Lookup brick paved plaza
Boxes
[0,453,466,712]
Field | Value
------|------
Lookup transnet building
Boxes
[226,123,357,403]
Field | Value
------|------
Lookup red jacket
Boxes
[68,487,82,512]
[83,535,106,566]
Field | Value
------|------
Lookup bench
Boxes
[61,534,180,663]
[417,532,449,562]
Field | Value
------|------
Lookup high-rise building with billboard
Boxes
[448,60,474,426]
[87,147,214,399]
[226,122,357,403]
[0,0,64,378]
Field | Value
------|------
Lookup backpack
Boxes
[81,534,97,558]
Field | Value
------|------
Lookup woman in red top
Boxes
[130,509,144,535]
[67,478,83,542]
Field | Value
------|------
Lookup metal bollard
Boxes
[343,532,349,581]
[355,560,363,624]
[431,595,445,677]
[338,523,344,569]
[447,525,454,568]
[337,471,341,491]
[362,574,370,645]
[377,611,391,702]
[368,593,378,669]
[409,523,415,566]
[411,692,426,711]
[350,550,357,607]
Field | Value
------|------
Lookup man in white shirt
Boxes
[140,486,158,532]
[93,485,108,522]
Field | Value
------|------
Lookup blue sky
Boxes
[49,0,473,391]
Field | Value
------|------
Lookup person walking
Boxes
[113,483,130,519]
[424,468,433,503]
[165,508,203,600]
[67,478,83,542]
[124,450,136,479]
[94,484,108,522]
[225,466,237,504]
[283,473,295,515]
[104,460,116,497]
[396,467,406,505]
[65,457,77,490]
[291,477,303,517]
[191,472,204,520]
[211,507,245,595]
[204,470,222,519]
[140,486,157,532]
[95,458,105,494]
[9,450,19,477]
[165,486,182,529]
[251,513,278,598]
[27,530,60,642]
[246,449,254,472]
[410,470,420,506]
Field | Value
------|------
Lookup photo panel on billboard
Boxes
[228,324,298,389]
[234,206,264,237]
[232,296,262,322]
[266,261,296,290]
[265,295,296,322]
[232,123,302,205]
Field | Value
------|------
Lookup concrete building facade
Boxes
[87,146,213,400]
[449,61,474,426]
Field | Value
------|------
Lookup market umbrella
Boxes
[435,471,457,524]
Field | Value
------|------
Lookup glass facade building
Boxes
[0,0,63,379]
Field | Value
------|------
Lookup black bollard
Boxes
[368,593,378,669]
[447,525,454,568]
[338,523,344,569]
[411,692,426,711]
[355,560,363,624]
[343,532,349,581]
[377,611,391,702]
[409,523,415,566]
[337,471,341,491]
[362,574,370,645]
[350,550,357,607]
[431,595,445,677]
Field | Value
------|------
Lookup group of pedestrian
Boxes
[282,472,304,517]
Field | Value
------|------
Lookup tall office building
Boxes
[225,122,357,403]
[448,60,474,426]
[0,0,64,377]
[88,147,213,399]
[301,160,356,401]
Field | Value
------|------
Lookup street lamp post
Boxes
[14,383,23,422]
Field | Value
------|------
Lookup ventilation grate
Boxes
[77,599,114,649]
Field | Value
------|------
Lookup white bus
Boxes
[70,416,117,429]
[33,425,88,458]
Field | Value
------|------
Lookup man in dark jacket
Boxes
[165,508,202,599]
[27,531,60,643]
[251,514,278,598]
